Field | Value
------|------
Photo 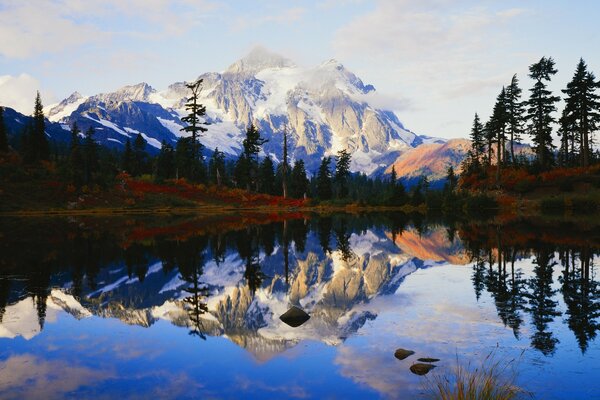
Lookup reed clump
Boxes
[425,350,531,400]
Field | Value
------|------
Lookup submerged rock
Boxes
[410,363,436,376]
[280,306,310,327]
[394,348,415,360]
[417,358,440,363]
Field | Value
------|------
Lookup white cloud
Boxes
[0,0,218,59]
[331,0,530,137]
[0,74,52,114]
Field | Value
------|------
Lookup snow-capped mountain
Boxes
[47,46,437,174]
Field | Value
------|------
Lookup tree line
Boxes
[463,57,600,182]
[1,80,444,207]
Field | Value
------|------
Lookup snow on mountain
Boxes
[47,46,433,174]
[46,91,87,122]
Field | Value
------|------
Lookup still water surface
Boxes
[0,214,598,399]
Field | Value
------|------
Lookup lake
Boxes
[0,213,598,399]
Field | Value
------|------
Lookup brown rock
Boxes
[394,348,415,360]
[280,306,310,327]
[410,363,436,376]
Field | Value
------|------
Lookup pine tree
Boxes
[444,166,458,193]
[132,133,148,176]
[180,79,208,180]
[243,123,267,160]
[484,119,495,166]
[316,156,332,200]
[33,91,49,161]
[290,159,309,198]
[490,87,509,182]
[241,123,267,191]
[175,137,200,181]
[390,165,397,185]
[82,127,98,185]
[156,141,175,182]
[282,126,288,198]
[561,58,600,167]
[208,148,226,186]
[122,139,133,174]
[0,106,7,152]
[470,113,485,160]
[258,156,275,194]
[334,149,351,199]
[505,74,526,164]
[526,57,560,169]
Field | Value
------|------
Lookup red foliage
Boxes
[120,176,308,208]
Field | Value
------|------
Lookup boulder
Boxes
[394,348,415,360]
[280,306,310,327]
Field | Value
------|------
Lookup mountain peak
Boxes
[226,46,296,74]
[319,59,344,69]
[96,82,156,104]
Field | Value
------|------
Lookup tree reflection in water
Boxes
[462,222,599,354]
[0,215,597,356]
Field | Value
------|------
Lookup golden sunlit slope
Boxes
[385,139,470,180]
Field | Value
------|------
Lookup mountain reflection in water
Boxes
[0,214,598,399]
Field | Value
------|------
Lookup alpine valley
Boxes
[6,47,468,181]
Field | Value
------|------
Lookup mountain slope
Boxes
[43,47,432,174]
[384,138,471,182]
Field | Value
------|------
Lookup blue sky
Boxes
[1,0,599,139]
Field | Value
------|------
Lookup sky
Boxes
[1,0,599,139]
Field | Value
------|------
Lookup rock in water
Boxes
[394,348,415,360]
[410,363,436,376]
[280,306,310,327]
[417,358,440,363]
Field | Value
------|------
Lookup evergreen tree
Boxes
[240,123,267,191]
[505,74,526,164]
[390,165,397,185]
[132,133,148,176]
[68,123,84,186]
[232,155,250,190]
[290,159,309,198]
[470,113,485,161]
[490,87,509,182]
[334,149,351,199]
[208,148,226,186]
[526,57,560,169]
[175,137,204,181]
[282,126,289,198]
[122,139,133,174]
[155,141,175,182]
[242,123,268,160]
[24,92,49,163]
[316,156,333,200]
[0,106,7,152]
[33,91,49,161]
[258,156,275,194]
[444,165,458,193]
[180,79,208,172]
[557,107,578,167]
[82,127,98,185]
[484,119,495,166]
[561,58,600,167]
